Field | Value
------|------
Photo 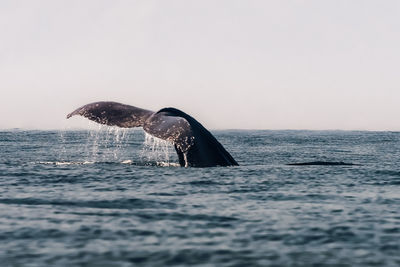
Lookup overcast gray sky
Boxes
[1,0,399,130]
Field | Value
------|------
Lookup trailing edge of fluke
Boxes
[67,101,239,167]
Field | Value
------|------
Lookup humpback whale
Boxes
[67,101,238,167]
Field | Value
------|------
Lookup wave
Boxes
[0,197,176,210]
[287,161,360,166]
[38,161,95,165]
[37,160,180,167]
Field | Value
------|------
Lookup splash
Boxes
[58,124,178,166]
[57,124,133,163]
[84,125,131,162]
[39,161,94,165]
[141,132,176,165]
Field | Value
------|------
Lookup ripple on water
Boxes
[1,130,400,266]
[0,197,177,210]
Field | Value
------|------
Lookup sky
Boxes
[1,0,399,130]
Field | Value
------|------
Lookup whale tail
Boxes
[152,108,238,167]
[66,101,153,128]
[67,101,238,167]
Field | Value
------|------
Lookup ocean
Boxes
[0,129,399,266]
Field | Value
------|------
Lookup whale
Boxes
[67,101,238,167]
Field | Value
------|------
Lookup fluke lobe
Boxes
[67,101,238,167]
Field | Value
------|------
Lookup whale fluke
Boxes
[66,101,153,128]
[67,101,238,167]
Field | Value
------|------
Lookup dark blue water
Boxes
[1,129,400,266]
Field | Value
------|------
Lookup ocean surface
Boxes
[1,129,400,266]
